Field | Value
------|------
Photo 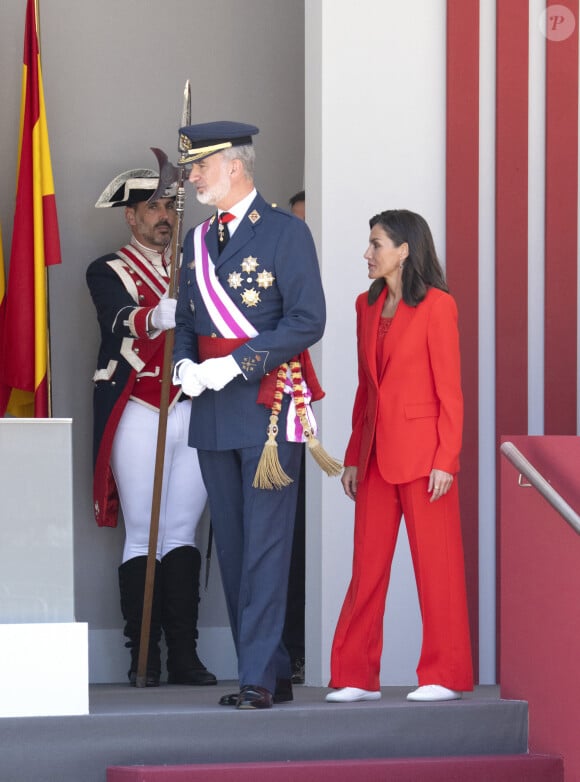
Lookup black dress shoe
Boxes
[219,678,292,706]
[167,668,217,686]
[274,677,293,703]
[218,692,240,706]
[236,685,273,710]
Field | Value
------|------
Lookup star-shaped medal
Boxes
[241,255,259,273]
[241,288,261,307]
[256,270,275,289]
[228,271,243,289]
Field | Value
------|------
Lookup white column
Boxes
[305,0,447,686]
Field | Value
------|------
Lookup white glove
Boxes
[175,359,206,398]
[197,355,242,391]
[150,295,177,331]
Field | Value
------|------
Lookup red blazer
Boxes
[344,286,463,485]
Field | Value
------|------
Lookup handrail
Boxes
[500,441,580,536]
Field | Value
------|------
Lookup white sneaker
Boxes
[325,687,381,703]
[406,684,462,701]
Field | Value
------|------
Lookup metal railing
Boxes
[500,441,580,536]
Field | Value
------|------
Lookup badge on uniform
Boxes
[241,256,258,273]
[256,270,275,289]
[241,289,261,308]
[228,271,243,289]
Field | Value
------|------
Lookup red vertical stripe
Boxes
[445,0,480,681]
[544,1,578,434]
[496,0,529,443]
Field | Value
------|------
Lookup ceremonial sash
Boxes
[194,219,258,338]
[193,218,316,443]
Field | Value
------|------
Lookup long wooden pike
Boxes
[135,81,191,687]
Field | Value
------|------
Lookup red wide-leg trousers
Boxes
[329,456,473,692]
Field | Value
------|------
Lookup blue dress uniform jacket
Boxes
[174,192,326,449]
[173,191,326,695]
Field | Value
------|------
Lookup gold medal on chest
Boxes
[241,289,261,308]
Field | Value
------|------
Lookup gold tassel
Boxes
[252,413,294,490]
[253,365,293,490]
[304,431,343,476]
[289,360,343,477]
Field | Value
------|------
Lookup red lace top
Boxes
[377,317,393,374]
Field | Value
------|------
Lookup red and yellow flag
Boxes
[0,0,62,418]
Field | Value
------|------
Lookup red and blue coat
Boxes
[86,244,179,527]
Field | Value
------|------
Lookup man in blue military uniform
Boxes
[173,121,327,709]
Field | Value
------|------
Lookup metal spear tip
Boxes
[179,79,192,166]
[147,147,178,202]
[182,79,191,127]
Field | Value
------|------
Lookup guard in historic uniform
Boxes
[173,121,338,709]
[87,162,216,688]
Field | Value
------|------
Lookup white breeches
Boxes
[110,399,207,562]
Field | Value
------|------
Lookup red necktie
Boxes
[218,212,235,252]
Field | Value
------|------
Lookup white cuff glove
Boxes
[197,355,242,391]
[175,359,206,398]
[150,295,177,331]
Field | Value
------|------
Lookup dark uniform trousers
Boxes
[198,441,302,692]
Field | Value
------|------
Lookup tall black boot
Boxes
[161,545,217,685]
[118,556,162,687]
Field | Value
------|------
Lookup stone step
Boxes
[0,684,538,782]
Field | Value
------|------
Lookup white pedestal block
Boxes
[0,622,89,717]
[0,419,75,623]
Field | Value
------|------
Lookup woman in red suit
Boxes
[326,209,473,703]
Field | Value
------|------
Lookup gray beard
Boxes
[196,181,230,206]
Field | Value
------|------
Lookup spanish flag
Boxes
[0,0,62,418]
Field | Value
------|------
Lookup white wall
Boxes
[305,0,447,685]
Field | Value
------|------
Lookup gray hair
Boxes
[221,143,255,178]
